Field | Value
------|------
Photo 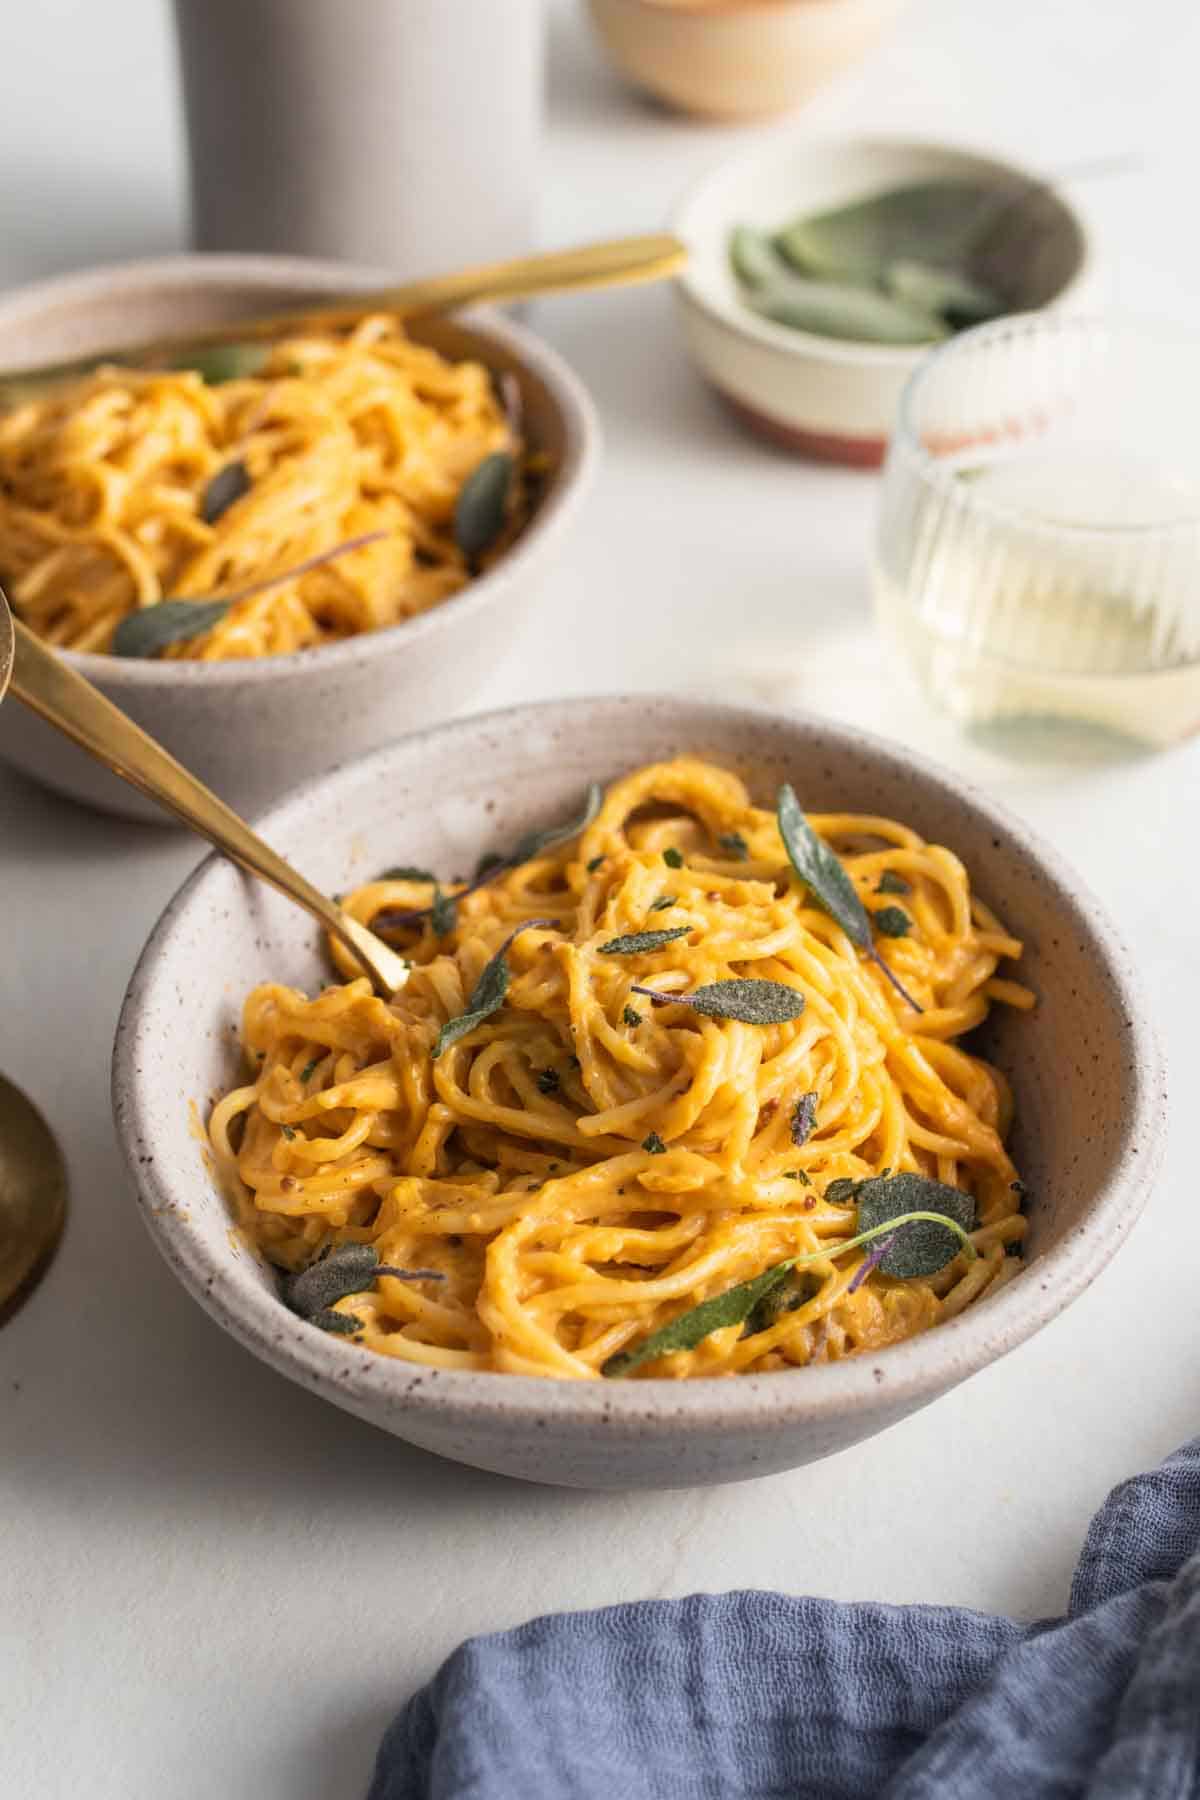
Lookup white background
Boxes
[2,2,1198,1795]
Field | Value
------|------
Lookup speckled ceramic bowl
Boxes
[672,135,1096,465]
[0,256,597,821]
[112,697,1165,1489]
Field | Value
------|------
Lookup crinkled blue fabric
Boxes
[368,1437,1200,1799]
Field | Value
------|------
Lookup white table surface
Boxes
[3,2,1198,1795]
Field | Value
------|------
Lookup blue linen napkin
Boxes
[368,1436,1200,1799]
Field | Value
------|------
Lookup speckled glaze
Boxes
[672,136,1097,464]
[112,698,1166,1489]
[0,256,597,821]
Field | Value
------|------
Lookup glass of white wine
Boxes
[874,315,1200,751]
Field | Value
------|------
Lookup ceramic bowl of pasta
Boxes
[0,255,596,821]
[672,135,1095,465]
[113,697,1164,1489]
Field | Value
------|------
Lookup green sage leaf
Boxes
[649,895,678,913]
[201,459,251,524]
[430,887,457,938]
[749,275,947,346]
[379,865,437,884]
[874,906,911,938]
[663,848,685,869]
[599,927,690,957]
[717,831,749,860]
[884,258,1003,327]
[603,1259,794,1376]
[854,1173,976,1277]
[536,1068,560,1095]
[511,783,603,864]
[745,1269,822,1336]
[641,1132,667,1155]
[728,225,785,290]
[282,1242,443,1322]
[176,342,269,385]
[112,598,233,658]
[454,451,514,559]
[630,979,805,1025]
[876,871,911,895]
[432,918,555,1058]
[773,181,999,284]
[777,784,870,949]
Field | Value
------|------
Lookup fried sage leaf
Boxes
[603,1260,795,1377]
[854,1173,976,1278]
[777,784,922,1012]
[283,1242,443,1326]
[629,979,805,1026]
[454,451,515,559]
[510,783,603,864]
[599,927,690,957]
[790,1091,818,1147]
[201,458,251,524]
[112,598,234,658]
[432,918,556,1058]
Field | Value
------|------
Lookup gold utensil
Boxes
[8,607,411,1000]
[0,593,68,1321]
[0,232,688,398]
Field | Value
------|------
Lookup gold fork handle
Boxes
[9,620,409,997]
[2,233,688,389]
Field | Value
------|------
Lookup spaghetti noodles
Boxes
[0,317,525,658]
[209,757,1033,1379]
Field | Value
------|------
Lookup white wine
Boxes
[874,451,1200,748]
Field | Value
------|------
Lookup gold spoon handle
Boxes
[1,233,689,391]
[9,619,410,997]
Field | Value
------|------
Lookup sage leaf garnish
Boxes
[717,831,749,860]
[784,1169,811,1186]
[454,451,514,559]
[599,927,690,957]
[280,1125,296,1140]
[622,1005,642,1027]
[432,918,556,1059]
[874,906,911,938]
[510,784,602,865]
[177,342,269,385]
[885,258,1002,327]
[629,979,805,1025]
[299,1059,319,1083]
[663,848,685,869]
[773,180,999,285]
[380,865,437,883]
[777,784,922,1013]
[790,1091,818,1147]
[283,1242,444,1325]
[313,1310,361,1335]
[112,598,234,658]
[430,887,457,938]
[112,529,388,657]
[587,856,605,874]
[603,1260,795,1376]
[603,1197,977,1375]
[201,459,251,524]
[877,871,910,895]
[475,851,506,881]
[536,1068,560,1095]
[751,276,947,346]
[649,895,678,913]
[825,1178,862,1206]
[642,1132,667,1154]
[745,1269,821,1336]
[846,1232,898,1295]
[854,1173,976,1278]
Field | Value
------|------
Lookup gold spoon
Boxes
[0,232,688,401]
[0,592,69,1320]
[8,605,411,1000]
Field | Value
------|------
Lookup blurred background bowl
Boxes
[0,255,598,822]
[672,135,1095,465]
[586,0,908,121]
[113,695,1164,1489]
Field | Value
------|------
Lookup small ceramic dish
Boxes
[671,135,1095,465]
[112,695,1165,1490]
[586,0,907,122]
[0,256,598,822]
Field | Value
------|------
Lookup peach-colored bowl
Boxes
[586,0,907,121]
[0,256,598,821]
[672,135,1096,465]
[112,695,1166,1489]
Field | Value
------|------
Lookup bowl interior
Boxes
[116,696,1158,1439]
[676,137,1089,361]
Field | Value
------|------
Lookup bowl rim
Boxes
[0,252,600,689]
[669,132,1095,369]
[112,694,1166,1435]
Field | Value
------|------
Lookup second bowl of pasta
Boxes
[112,696,1164,1488]
[0,255,597,819]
